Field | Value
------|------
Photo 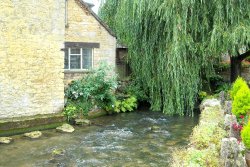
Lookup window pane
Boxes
[82,49,92,69]
[70,55,81,69]
[70,48,80,54]
[64,49,69,69]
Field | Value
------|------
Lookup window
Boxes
[64,42,99,70]
[64,48,93,70]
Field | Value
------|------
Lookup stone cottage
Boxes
[64,0,116,85]
[0,0,116,120]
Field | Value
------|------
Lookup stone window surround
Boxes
[65,47,93,70]
[64,42,100,72]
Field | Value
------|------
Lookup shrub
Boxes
[214,83,231,94]
[241,121,250,150]
[198,91,207,101]
[122,96,137,112]
[124,81,148,102]
[65,63,117,101]
[208,74,224,91]
[117,78,148,102]
[230,77,249,100]
[63,103,77,122]
[83,63,117,108]
[238,114,250,127]
[105,96,138,113]
[64,63,117,120]
[232,85,250,117]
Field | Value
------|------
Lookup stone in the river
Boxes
[0,137,13,144]
[56,123,75,133]
[150,125,160,131]
[147,133,159,139]
[24,131,42,139]
[75,119,91,126]
[52,148,65,156]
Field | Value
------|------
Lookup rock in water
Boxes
[52,148,65,156]
[56,124,75,133]
[24,131,42,139]
[0,137,13,144]
[75,119,91,126]
[150,126,160,131]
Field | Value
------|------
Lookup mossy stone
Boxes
[24,131,42,139]
[52,148,65,156]
[0,137,13,144]
[75,119,91,126]
[56,124,75,133]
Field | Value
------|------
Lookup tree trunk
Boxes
[230,56,241,83]
[230,50,250,83]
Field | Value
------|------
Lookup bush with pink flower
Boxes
[230,77,250,153]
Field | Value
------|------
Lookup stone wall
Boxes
[64,0,116,85]
[172,98,247,166]
[0,1,65,119]
[221,102,247,167]
[171,98,226,166]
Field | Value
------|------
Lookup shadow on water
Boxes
[0,110,199,167]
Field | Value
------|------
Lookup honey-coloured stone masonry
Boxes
[0,0,65,119]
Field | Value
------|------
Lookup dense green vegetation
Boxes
[230,77,250,118]
[241,122,250,150]
[64,63,117,121]
[105,96,137,113]
[64,63,141,121]
[99,0,250,115]
[230,77,249,100]
[230,77,250,152]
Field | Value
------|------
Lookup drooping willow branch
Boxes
[99,0,250,116]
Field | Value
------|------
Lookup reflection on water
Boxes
[0,111,198,167]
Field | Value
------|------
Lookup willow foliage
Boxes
[99,0,250,116]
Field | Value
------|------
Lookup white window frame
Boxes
[65,48,93,71]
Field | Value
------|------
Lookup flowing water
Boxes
[0,111,198,167]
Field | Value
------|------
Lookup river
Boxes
[0,111,198,167]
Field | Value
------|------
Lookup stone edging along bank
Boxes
[171,98,247,167]
[0,109,107,137]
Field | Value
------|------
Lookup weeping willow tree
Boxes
[99,0,250,116]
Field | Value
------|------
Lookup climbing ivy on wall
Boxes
[99,0,250,116]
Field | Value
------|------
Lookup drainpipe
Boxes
[65,0,68,28]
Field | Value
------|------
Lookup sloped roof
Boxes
[75,0,116,37]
